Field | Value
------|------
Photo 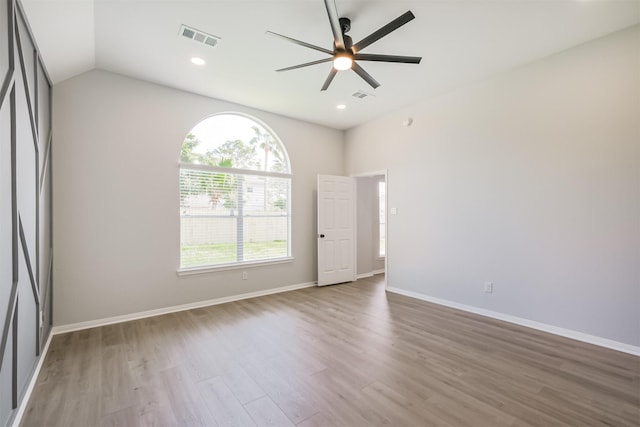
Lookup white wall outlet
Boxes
[242,271,248,280]
[390,207,398,215]
[484,281,493,293]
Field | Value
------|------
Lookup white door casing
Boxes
[317,175,356,286]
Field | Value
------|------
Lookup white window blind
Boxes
[180,166,291,268]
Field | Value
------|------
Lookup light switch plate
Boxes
[391,207,398,215]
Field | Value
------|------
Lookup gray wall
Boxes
[52,70,344,326]
[0,0,53,425]
[346,25,640,347]
[356,175,385,276]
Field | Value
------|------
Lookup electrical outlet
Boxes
[242,271,248,280]
[484,281,493,293]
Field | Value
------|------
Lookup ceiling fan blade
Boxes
[352,11,415,53]
[354,53,421,64]
[323,0,345,51]
[321,68,338,91]
[352,63,380,89]
[266,31,333,55]
[276,58,334,72]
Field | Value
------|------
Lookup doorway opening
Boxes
[355,172,387,280]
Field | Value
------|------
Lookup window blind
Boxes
[179,166,291,268]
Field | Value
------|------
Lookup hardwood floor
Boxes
[21,275,640,426]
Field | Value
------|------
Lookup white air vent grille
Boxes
[352,90,374,99]
[180,25,220,48]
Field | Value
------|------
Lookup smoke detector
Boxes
[180,25,220,48]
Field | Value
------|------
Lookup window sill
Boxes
[177,257,294,276]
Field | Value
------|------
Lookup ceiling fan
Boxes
[266,0,422,91]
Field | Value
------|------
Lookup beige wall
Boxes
[346,25,640,347]
[53,70,343,326]
[52,26,639,349]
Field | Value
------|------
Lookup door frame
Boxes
[351,169,388,289]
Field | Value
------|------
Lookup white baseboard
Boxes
[52,281,316,335]
[386,286,640,356]
[11,330,54,427]
[356,269,385,280]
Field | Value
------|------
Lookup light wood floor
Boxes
[22,275,639,426]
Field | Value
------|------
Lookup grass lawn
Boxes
[181,241,287,268]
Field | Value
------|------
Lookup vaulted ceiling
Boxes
[21,0,640,130]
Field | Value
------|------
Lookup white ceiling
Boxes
[21,0,640,130]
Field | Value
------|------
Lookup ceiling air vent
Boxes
[352,90,374,99]
[180,25,220,48]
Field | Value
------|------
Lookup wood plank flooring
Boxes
[21,275,640,426]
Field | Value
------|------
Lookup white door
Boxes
[317,175,355,286]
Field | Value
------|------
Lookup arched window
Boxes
[179,113,291,270]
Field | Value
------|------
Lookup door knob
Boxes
[319,234,325,238]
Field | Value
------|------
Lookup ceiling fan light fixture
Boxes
[333,54,353,71]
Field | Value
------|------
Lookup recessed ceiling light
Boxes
[190,57,206,66]
[336,104,346,110]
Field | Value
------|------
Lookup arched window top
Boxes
[181,113,290,174]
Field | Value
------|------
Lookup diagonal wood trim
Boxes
[18,216,40,305]
[0,0,15,108]
[0,281,18,372]
[38,130,50,194]
[37,55,52,88]
[13,20,39,154]
[16,1,53,86]
[0,74,14,111]
[18,215,41,354]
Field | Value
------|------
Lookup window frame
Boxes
[177,113,293,275]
